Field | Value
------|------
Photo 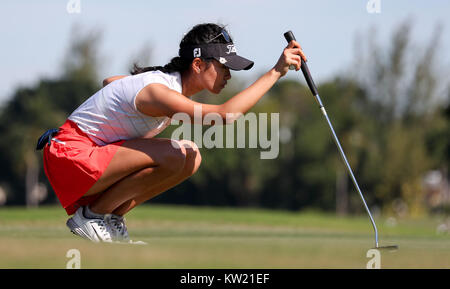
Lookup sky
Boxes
[1,0,449,103]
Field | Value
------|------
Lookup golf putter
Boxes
[284,31,398,251]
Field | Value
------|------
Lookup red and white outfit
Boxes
[43,71,182,215]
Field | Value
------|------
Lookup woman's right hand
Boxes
[273,40,307,77]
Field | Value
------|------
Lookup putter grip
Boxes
[283,31,318,96]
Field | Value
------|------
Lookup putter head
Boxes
[372,245,399,251]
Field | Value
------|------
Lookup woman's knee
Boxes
[177,140,202,175]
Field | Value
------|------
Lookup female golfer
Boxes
[37,23,305,243]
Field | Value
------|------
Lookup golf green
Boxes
[0,205,449,268]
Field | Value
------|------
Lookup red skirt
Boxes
[43,120,125,215]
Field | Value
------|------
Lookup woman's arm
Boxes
[103,75,128,87]
[135,40,305,123]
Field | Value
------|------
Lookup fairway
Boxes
[0,205,449,269]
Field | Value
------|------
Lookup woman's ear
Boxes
[191,57,204,74]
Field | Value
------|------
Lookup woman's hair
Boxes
[131,23,232,75]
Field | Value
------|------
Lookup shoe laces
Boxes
[104,214,129,241]
[94,218,113,242]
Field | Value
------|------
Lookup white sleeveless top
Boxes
[68,71,182,146]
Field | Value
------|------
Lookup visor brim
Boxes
[214,55,254,71]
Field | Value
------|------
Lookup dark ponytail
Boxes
[131,56,190,75]
[131,23,231,75]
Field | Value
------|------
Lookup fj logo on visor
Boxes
[226,45,236,54]
[193,48,201,57]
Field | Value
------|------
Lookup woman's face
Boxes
[200,59,232,94]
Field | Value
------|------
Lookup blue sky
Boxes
[1,0,449,103]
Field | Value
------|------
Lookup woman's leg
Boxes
[111,140,202,216]
[85,138,201,215]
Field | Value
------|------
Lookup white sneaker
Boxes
[104,214,147,245]
[66,206,113,243]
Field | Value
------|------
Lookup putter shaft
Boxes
[313,93,379,248]
[284,30,381,248]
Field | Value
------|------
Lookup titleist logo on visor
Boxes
[226,44,236,54]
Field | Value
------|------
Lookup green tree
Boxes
[352,20,448,216]
[0,28,102,206]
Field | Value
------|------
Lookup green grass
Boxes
[0,205,449,268]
